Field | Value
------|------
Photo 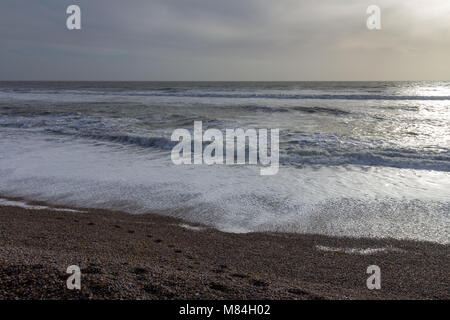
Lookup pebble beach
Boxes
[0,197,448,300]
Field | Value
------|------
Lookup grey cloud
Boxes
[1,0,449,80]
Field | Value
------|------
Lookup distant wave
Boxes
[216,104,352,116]
[289,106,351,115]
[4,123,447,172]
[45,129,178,150]
[282,133,450,171]
[140,92,450,101]
[282,149,450,172]
[2,88,450,101]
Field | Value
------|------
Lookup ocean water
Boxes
[0,81,449,243]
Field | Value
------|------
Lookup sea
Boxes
[0,81,448,243]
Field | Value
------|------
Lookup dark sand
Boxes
[0,198,448,300]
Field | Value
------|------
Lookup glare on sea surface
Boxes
[388,82,450,150]
[398,82,450,97]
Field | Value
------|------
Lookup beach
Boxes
[0,198,448,300]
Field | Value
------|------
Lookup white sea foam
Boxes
[179,224,205,231]
[0,129,448,244]
[0,198,83,213]
[315,245,405,255]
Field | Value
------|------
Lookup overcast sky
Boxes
[1,0,449,81]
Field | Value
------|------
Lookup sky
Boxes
[1,0,449,81]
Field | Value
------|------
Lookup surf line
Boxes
[171,121,279,175]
